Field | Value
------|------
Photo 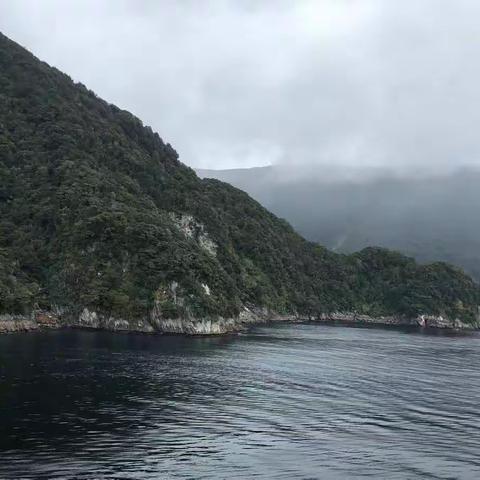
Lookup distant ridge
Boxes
[196,165,480,281]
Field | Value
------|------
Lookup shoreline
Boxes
[0,309,476,335]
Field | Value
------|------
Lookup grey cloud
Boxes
[1,0,479,171]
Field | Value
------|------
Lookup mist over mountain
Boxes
[197,166,480,281]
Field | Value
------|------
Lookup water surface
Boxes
[1,324,480,479]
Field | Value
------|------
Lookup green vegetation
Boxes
[0,32,479,324]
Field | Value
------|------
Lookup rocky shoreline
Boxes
[0,308,477,335]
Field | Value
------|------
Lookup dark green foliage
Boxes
[0,32,479,323]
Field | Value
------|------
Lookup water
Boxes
[1,324,480,479]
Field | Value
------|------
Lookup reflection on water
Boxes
[1,324,480,479]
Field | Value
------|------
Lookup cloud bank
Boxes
[1,0,480,171]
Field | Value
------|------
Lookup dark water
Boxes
[1,324,480,479]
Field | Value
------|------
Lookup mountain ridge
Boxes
[1,31,479,333]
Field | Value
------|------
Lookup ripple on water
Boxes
[1,324,480,479]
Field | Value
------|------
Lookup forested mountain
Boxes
[1,32,479,329]
[198,166,480,281]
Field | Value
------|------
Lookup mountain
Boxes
[197,166,480,281]
[0,32,479,333]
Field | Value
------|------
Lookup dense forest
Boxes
[1,32,479,325]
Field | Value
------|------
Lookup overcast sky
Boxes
[1,0,480,171]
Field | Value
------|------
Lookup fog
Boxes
[1,1,480,172]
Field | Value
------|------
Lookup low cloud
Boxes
[1,0,480,171]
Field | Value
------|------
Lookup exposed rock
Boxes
[35,311,61,328]
[169,213,217,255]
[416,314,474,329]
[0,314,38,333]
[316,312,477,330]
[0,307,477,335]
[149,305,299,334]
[73,308,155,333]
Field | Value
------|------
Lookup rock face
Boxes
[170,213,218,256]
[72,308,155,333]
[0,308,477,335]
[316,313,477,330]
[0,314,38,333]
[149,306,300,334]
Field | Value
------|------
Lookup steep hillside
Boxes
[198,166,480,281]
[1,32,479,332]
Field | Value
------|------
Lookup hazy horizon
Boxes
[2,1,480,174]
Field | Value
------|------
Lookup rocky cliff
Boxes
[1,308,477,335]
